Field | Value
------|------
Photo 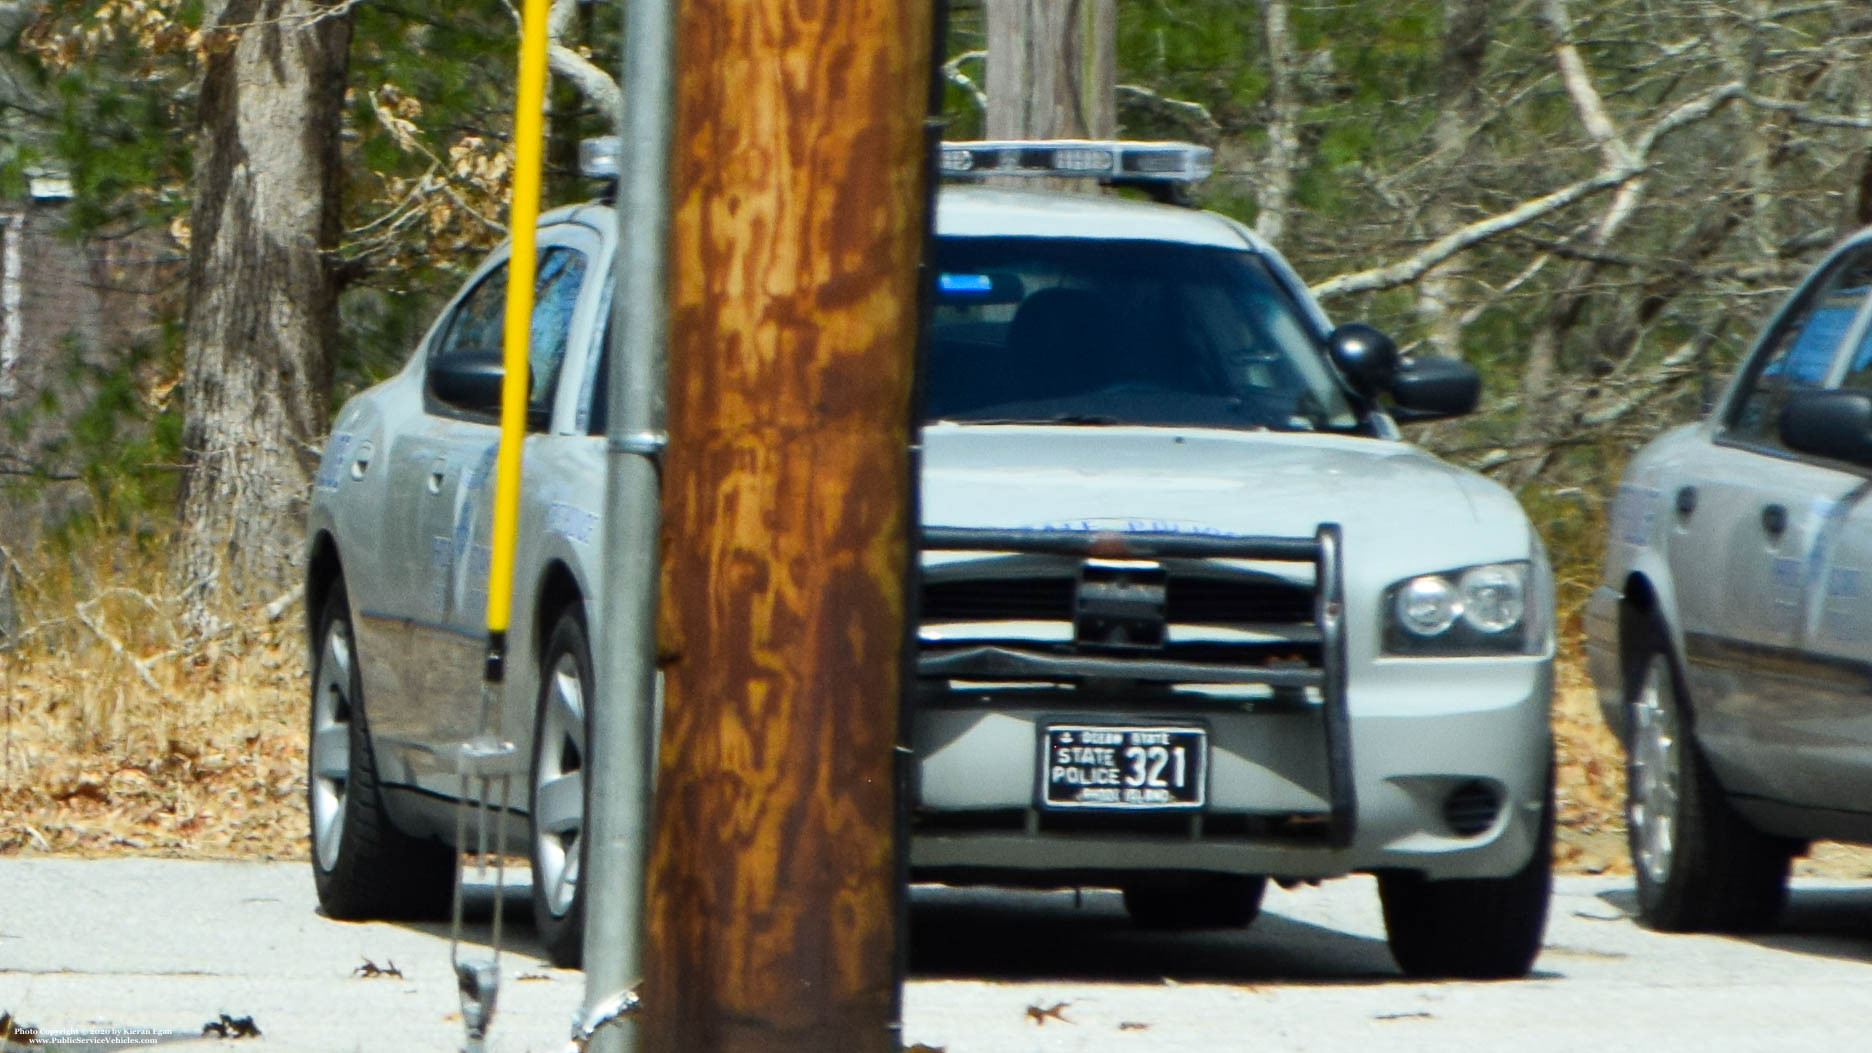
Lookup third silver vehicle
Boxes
[1588,228,1872,931]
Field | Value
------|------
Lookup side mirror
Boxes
[429,350,543,425]
[1781,389,1872,465]
[1389,355,1481,422]
[429,349,508,414]
[1326,322,1400,397]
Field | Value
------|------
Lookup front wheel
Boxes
[530,609,593,968]
[1378,777,1552,980]
[308,580,454,919]
[1625,619,1794,932]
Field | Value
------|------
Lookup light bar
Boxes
[580,135,622,180]
[938,140,1213,185]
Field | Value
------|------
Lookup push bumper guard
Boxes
[918,525,1354,848]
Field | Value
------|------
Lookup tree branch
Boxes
[1113,84,1217,135]
[1311,170,1633,299]
[1311,79,1743,301]
[944,50,987,116]
[548,0,620,129]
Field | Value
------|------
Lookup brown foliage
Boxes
[0,542,308,859]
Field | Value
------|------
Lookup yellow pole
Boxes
[485,0,553,661]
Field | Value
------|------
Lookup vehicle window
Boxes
[428,246,589,425]
[431,263,508,365]
[581,314,613,436]
[1728,246,1872,443]
[528,248,588,421]
[926,237,1358,432]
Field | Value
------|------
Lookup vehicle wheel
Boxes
[530,609,593,968]
[1378,774,1553,980]
[1123,873,1266,929]
[1625,618,1794,932]
[309,580,455,920]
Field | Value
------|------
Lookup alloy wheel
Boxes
[532,652,587,918]
[309,620,354,873]
[1630,653,1682,887]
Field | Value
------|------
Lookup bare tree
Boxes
[986,0,1114,139]
[1410,0,1490,359]
[984,0,1115,194]
[1251,0,1298,245]
[175,0,352,629]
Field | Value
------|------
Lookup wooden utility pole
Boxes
[641,0,931,1049]
[986,0,1115,140]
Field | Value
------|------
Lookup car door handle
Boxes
[350,441,373,481]
[1762,503,1788,538]
[427,457,448,495]
[1675,486,1697,518]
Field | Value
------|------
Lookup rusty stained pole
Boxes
[639,0,933,1049]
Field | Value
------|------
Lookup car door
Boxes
[365,251,513,756]
[1768,289,1872,813]
[1676,241,1872,804]
[405,229,602,796]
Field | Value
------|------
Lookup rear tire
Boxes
[1625,616,1794,932]
[308,580,454,920]
[1379,772,1553,980]
[529,609,593,968]
[1123,873,1266,929]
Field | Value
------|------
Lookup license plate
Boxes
[1041,724,1207,809]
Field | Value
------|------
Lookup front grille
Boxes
[1167,576,1314,624]
[923,577,1075,621]
[921,572,1316,627]
[919,559,1327,689]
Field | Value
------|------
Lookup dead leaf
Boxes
[352,958,404,979]
[1026,1001,1072,1026]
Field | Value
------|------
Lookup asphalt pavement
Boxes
[4,859,1872,1051]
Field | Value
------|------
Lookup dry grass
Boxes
[3,536,1869,879]
[1552,650,1631,875]
[0,540,309,860]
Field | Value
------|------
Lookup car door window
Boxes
[426,245,589,427]
[528,248,588,421]
[1728,247,1872,445]
[432,264,509,365]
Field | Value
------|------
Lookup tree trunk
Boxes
[985,0,1114,192]
[175,0,350,627]
[1412,0,1490,358]
[641,0,930,1048]
[1253,0,1299,246]
[985,0,1113,139]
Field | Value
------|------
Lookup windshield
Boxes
[925,237,1360,432]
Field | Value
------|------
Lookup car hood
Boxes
[921,423,1535,575]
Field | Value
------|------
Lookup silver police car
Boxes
[1587,227,1872,933]
[307,141,1555,976]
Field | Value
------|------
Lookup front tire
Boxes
[308,580,454,919]
[530,609,593,968]
[1625,617,1793,932]
[1123,873,1266,929]
[1378,774,1553,980]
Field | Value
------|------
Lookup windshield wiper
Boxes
[933,413,1123,426]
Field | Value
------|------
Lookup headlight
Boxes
[1384,561,1541,655]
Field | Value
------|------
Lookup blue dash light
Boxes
[939,273,995,294]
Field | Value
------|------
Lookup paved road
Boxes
[4,860,1871,1051]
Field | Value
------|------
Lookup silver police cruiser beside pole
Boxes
[304,139,1556,983]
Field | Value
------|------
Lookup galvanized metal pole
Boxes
[580,0,676,1046]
